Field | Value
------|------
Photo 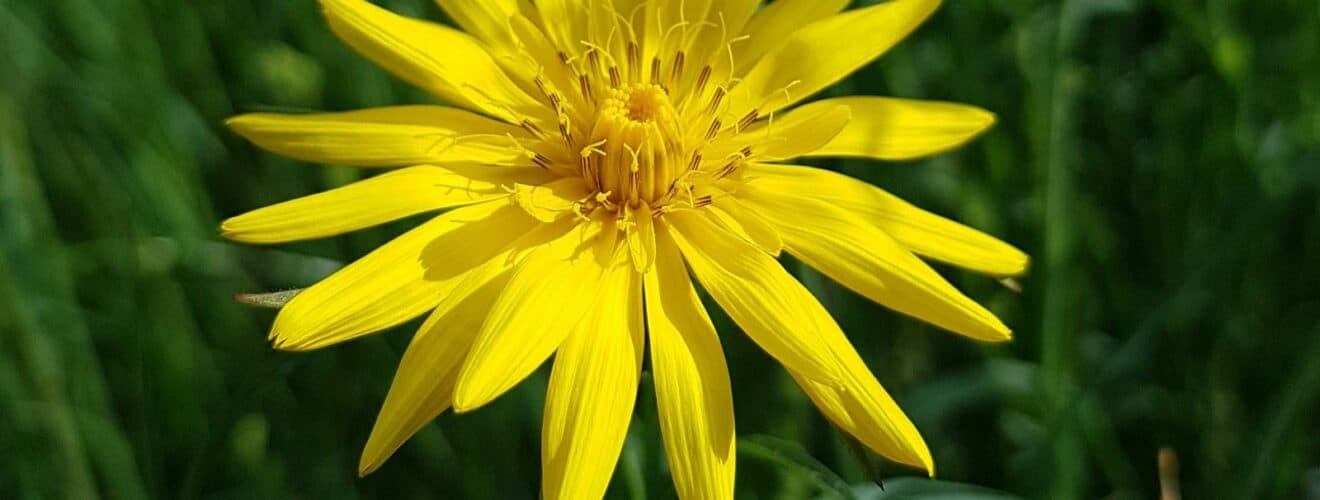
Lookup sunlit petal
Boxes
[728,0,940,118]
[541,258,643,500]
[742,163,1029,276]
[646,229,736,500]
[737,183,1012,342]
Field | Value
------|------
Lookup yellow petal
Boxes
[670,209,933,473]
[664,211,842,384]
[507,14,582,107]
[226,106,531,167]
[270,201,538,350]
[433,0,524,52]
[708,104,850,162]
[451,219,611,411]
[728,0,941,118]
[541,260,643,500]
[736,184,1012,342]
[642,0,754,98]
[625,203,657,273]
[319,0,545,123]
[221,165,544,244]
[732,0,849,75]
[358,269,512,475]
[743,163,1028,276]
[681,0,758,74]
[703,189,782,256]
[511,176,592,222]
[786,339,934,474]
[799,97,996,161]
[532,0,592,59]
[645,229,736,500]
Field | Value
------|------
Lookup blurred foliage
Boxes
[1,0,1318,499]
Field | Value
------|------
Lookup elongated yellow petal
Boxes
[221,166,542,244]
[270,201,539,350]
[508,14,582,109]
[708,104,850,162]
[320,0,546,123]
[451,219,610,411]
[358,269,511,475]
[646,229,735,500]
[742,163,1028,276]
[541,259,643,500]
[737,184,1011,342]
[665,212,842,385]
[732,0,849,75]
[728,0,940,118]
[433,0,524,51]
[704,189,782,256]
[797,97,997,161]
[625,203,657,273]
[226,106,531,167]
[668,210,933,473]
[681,0,758,77]
[786,340,934,474]
[510,176,593,222]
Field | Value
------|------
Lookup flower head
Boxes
[224,0,1028,498]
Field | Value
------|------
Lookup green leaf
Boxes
[850,478,1023,500]
[739,434,859,500]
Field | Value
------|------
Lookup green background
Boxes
[2,0,1317,498]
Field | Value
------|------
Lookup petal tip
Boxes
[267,309,329,352]
[269,337,304,352]
[1014,254,1033,275]
[357,451,384,477]
[218,218,243,241]
[979,109,999,131]
[449,376,487,414]
[222,115,244,130]
[223,114,266,139]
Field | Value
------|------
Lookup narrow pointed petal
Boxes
[319,0,545,123]
[646,230,736,500]
[798,97,997,161]
[681,0,758,77]
[786,339,934,474]
[358,270,512,475]
[452,220,611,411]
[668,211,933,473]
[433,0,523,52]
[665,212,842,385]
[226,106,531,167]
[737,185,1012,342]
[270,201,538,351]
[732,0,849,75]
[507,14,582,106]
[531,0,578,51]
[510,176,593,222]
[541,261,643,500]
[221,166,542,244]
[743,163,1028,276]
[728,0,941,118]
[704,189,782,256]
[709,104,850,162]
[625,204,657,273]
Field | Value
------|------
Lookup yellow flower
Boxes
[223,0,1029,498]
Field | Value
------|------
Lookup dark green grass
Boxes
[2,0,1317,498]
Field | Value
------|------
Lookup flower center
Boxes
[585,84,686,208]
